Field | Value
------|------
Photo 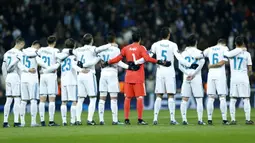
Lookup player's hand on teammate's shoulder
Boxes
[157,60,171,67]
[28,68,36,74]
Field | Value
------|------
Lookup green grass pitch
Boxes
[0,109,255,143]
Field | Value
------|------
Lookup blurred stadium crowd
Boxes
[0,0,255,98]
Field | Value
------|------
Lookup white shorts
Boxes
[40,74,58,96]
[21,82,39,100]
[6,73,20,96]
[61,85,77,101]
[155,76,176,94]
[77,73,97,97]
[207,77,227,96]
[181,80,204,98]
[99,75,119,93]
[230,82,250,98]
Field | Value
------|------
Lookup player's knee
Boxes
[219,96,226,101]
[62,101,67,105]
[208,95,216,99]
[72,101,77,106]
[156,94,163,98]
[182,97,189,101]
[40,96,47,102]
[136,96,143,99]
[49,96,55,102]
[31,99,37,104]
[167,94,174,98]
[5,97,13,106]
[110,92,118,99]
[14,97,21,103]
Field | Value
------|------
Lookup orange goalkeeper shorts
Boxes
[124,83,146,98]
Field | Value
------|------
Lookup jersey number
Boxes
[212,53,219,64]
[233,57,243,70]
[185,56,198,64]
[42,56,50,66]
[62,58,71,72]
[7,56,11,66]
[102,55,110,62]
[80,55,85,63]
[161,50,167,60]
[22,55,31,68]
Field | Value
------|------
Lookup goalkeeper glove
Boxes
[157,60,171,67]
[77,61,83,68]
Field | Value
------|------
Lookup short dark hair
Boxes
[235,36,244,47]
[65,38,75,48]
[47,36,57,44]
[82,33,93,45]
[32,40,40,46]
[132,31,141,42]
[107,32,116,43]
[15,37,25,44]
[160,27,170,39]
[186,34,197,46]
[217,39,226,44]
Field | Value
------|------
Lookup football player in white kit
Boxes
[134,28,198,125]
[19,41,41,127]
[59,38,83,126]
[225,36,254,125]
[179,34,206,125]
[73,34,112,125]
[2,37,25,127]
[97,32,130,125]
[37,36,61,126]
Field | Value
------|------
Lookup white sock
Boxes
[196,98,203,122]
[61,104,67,123]
[88,97,96,122]
[98,99,105,122]
[111,99,118,122]
[20,101,27,125]
[70,105,76,124]
[13,97,21,123]
[168,98,176,121]
[39,102,45,122]
[219,96,227,120]
[207,98,215,120]
[230,98,237,121]
[76,98,84,122]
[30,100,37,125]
[4,97,13,123]
[243,98,251,121]
[153,97,162,121]
[49,102,55,122]
[180,100,188,122]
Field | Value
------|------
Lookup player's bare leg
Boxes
[153,94,163,125]
[180,97,189,125]
[70,101,77,125]
[87,96,97,125]
[196,97,205,125]
[124,96,131,125]
[61,101,67,126]
[243,97,253,125]
[229,97,237,125]
[3,97,13,128]
[76,97,85,125]
[207,95,215,125]
[137,96,147,125]
[39,96,46,126]
[219,95,229,125]
[168,94,178,125]
[48,96,59,126]
[98,92,107,125]
[20,99,28,126]
[30,99,39,127]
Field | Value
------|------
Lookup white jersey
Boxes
[203,45,229,79]
[37,47,60,74]
[180,47,204,80]
[98,46,120,75]
[229,50,252,83]
[20,47,39,82]
[3,48,23,75]
[73,45,98,74]
[61,54,78,86]
[151,40,178,77]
